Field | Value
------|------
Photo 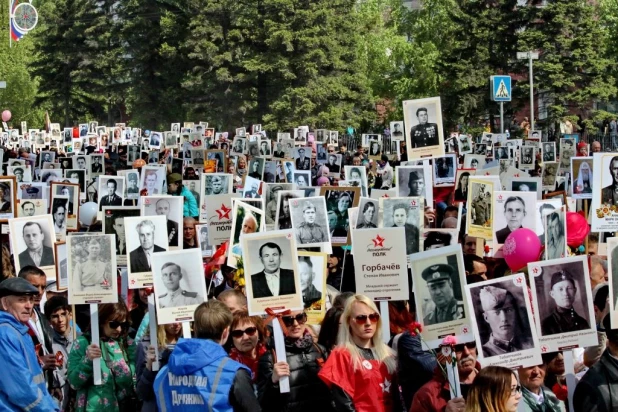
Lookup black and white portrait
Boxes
[368,140,381,158]
[293,147,311,171]
[528,257,596,350]
[559,138,576,170]
[242,231,303,315]
[51,197,69,241]
[381,197,424,255]
[259,139,271,157]
[202,173,232,197]
[292,171,311,188]
[0,177,16,219]
[433,155,456,186]
[196,224,212,257]
[422,229,458,250]
[152,248,206,324]
[243,176,261,199]
[466,274,537,363]
[139,166,165,196]
[571,157,593,199]
[329,131,339,145]
[67,234,117,304]
[248,157,265,180]
[141,196,183,249]
[289,196,330,247]
[544,207,567,260]
[542,142,556,162]
[397,166,432,204]
[72,155,88,171]
[322,187,360,245]
[492,191,537,245]
[453,170,474,203]
[298,253,325,310]
[520,146,536,168]
[390,121,404,141]
[325,153,342,175]
[125,216,169,278]
[17,199,47,218]
[541,162,558,190]
[403,96,445,159]
[458,135,472,154]
[97,176,125,212]
[89,154,104,176]
[355,198,379,229]
[294,127,307,143]
[103,206,141,266]
[231,137,246,156]
[263,161,277,183]
[40,151,56,169]
[9,215,57,273]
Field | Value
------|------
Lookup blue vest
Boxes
[155,355,247,412]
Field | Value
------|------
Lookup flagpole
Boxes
[9,0,11,48]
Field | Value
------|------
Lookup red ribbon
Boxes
[264,307,292,336]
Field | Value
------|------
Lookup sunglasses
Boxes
[454,342,477,352]
[281,313,307,327]
[230,327,258,339]
[108,320,130,330]
[354,313,380,325]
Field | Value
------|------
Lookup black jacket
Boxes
[574,349,618,412]
[257,340,335,412]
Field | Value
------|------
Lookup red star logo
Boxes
[498,195,503,200]
[102,279,109,287]
[216,204,231,220]
[533,267,539,274]
[411,200,417,206]
[514,173,520,177]
[516,276,522,284]
[372,235,385,247]
[382,194,389,198]
[130,279,135,285]
[462,327,469,333]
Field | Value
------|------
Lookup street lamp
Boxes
[517,51,539,131]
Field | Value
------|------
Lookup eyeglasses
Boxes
[230,327,258,339]
[281,313,307,327]
[354,313,380,325]
[511,385,522,396]
[108,320,130,330]
[454,342,477,352]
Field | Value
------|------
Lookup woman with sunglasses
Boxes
[319,294,398,412]
[135,323,183,411]
[227,312,267,383]
[67,301,138,411]
[465,366,522,412]
[257,310,334,412]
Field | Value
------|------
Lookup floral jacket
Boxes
[67,334,137,412]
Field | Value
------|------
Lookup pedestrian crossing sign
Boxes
[490,75,511,102]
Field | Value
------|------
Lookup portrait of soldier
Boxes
[357,201,377,229]
[295,148,310,170]
[422,264,465,326]
[601,156,618,205]
[390,203,419,255]
[298,256,322,309]
[296,201,327,244]
[407,170,425,197]
[423,231,452,251]
[541,270,590,335]
[158,262,201,308]
[479,285,532,356]
[410,107,439,148]
[545,212,566,260]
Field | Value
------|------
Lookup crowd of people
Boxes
[0,120,615,412]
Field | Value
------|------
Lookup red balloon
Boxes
[566,211,589,248]
[1,110,11,122]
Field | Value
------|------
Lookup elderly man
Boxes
[592,140,602,153]
[541,270,590,335]
[299,256,322,309]
[295,148,310,170]
[251,242,296,298]
[0,277,59,411]
[518,362,563,411]
[129,219,166,273]
[480,285,532,355]
[158,262,201,308]
[231,214,258,256]
[296,202,327,244]
[411,341,479,412]
[217,288,247,314]
[156,198,179,248]
[18,222,55,268]
[422,264,465,325]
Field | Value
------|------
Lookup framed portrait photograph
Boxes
[141,196,183,250]
[292,170,311,188]
[39,151,56,169]
[89,154,104,177]
[138,166,164,196]
[397,165,433,206]
[368,140,382,160]
[196,224,212,258]
[465,273,541,368]
[403,96,445,159]
[289,196,332,252]
[592,153,618,231]
[227,200,265,268]
[273,190,304,231]
[0,175,17,219]
[544,206,567,260]
[453,169,475,204]
[329,131,339,145]
[102,206,141,267]
[520,146,536,170]
[559,137,576,171]
[571,156,593,199]
[510,177,542,200]
[97,176,125,216]
[541,142,556,162]
[17,199,47,217]
[243,176,262,199]
[344,166,369,197]
[242,230,303,315]
[152,248,207,324]
[457,134,472,154]
[262,183,294,229]
[9,214,56,278]
[528,256,597,352]
[19,183,48,203]
[51,196,69,242]
[50,182,79,231]
[247,157,265,181]
[65,169,86,195]
[324,153,342,177]
[422,229,459,251]
[298,251,327,324]
[433,154,456,186]
[320,186,360,246]
[380,197,424,255]
[231,137,247,156]
[492,191,537,248]
[8,164,31,183]
[463,154,486,170]
[466,178,495,240]
[355,198,379,229]
[411,245,472,348]
[67,234,118,305]
[54,241,68,291]
[124,215,169,289]
[390,121,404,141]
[293,127,307,144]
[72,155,88,172]
[292,147,311,171]
[541,161,559,191]
[607,238,618,328]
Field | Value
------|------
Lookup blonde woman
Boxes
[319,294,398,411]
[465,366,522,412]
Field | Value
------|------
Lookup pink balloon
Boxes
[502,228,542,272]
[1,110,11,122]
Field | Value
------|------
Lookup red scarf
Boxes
[229,343,267,382]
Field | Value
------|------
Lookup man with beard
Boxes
[495,196,527,243]
[421,264,465,326]
[541,270,590,335]
[480,285,532,355]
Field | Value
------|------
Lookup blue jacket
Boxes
[154,338,249,412]
[179,186,199,217]
[0,311,59,411]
